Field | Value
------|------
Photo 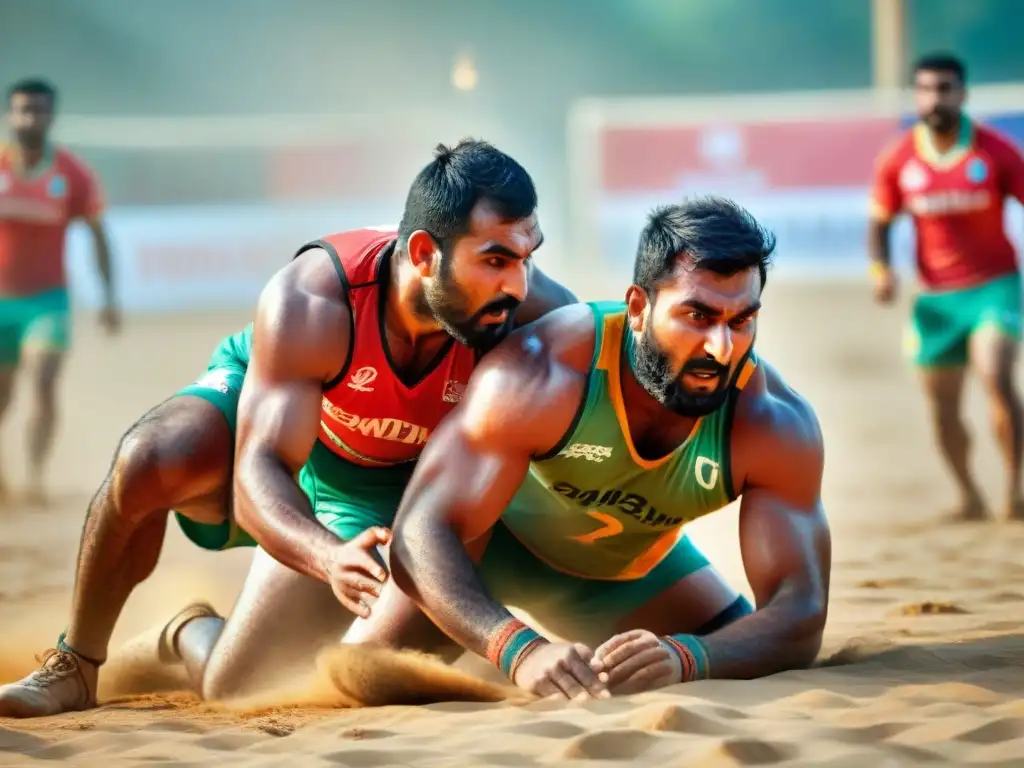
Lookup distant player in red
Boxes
[869,54,1024,522]
[0,78,119,503]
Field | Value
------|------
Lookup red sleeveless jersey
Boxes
[300,228,478,467]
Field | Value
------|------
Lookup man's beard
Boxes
[630,324,735,417]
[419,259,520,351]
[923,107,959,134]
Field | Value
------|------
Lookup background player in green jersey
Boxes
[354,196,831,699]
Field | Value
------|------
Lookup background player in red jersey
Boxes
[0,78,119,504]
[868,54,1024,522]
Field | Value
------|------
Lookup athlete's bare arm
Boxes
[235,249,389,615]
[693,364,830,679]
[390,305,597,665]
[514,262,578,325]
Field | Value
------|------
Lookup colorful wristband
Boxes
[57,630,105,668]
[486,618,546,678]
[662,633,710,682]
[868,261,891,280]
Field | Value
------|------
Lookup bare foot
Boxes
[1003,498,1024,523]
[940,497,991,523]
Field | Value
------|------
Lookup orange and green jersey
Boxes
[501,301,757,582]
[0,143,105,296]
[870,117,1024,291]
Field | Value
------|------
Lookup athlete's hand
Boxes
[590,630,682,694]
[871,264,897,304]
[511,641,610,700]
[322,526,392,618]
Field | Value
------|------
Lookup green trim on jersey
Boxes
[501,301,757,582]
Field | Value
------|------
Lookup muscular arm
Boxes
[514,262,578,326]
[233,251,351,582]
[390,307,589,656]
[696,375,831,679]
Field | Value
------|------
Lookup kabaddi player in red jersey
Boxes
[0,139,577,716]
[869,54,1024,522]
[0,79,118,504]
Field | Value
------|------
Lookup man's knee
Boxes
[107,400,228,516]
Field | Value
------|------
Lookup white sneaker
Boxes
[0,650,95,718]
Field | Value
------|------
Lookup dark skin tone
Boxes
[869,68,1024,521]
[390,263,830,699]
[235,204,572,614]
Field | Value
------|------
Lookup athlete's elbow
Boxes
[786,595,827,669]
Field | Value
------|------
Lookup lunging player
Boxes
[361,197,831,698]
[869,53,1024,522]
[0,139,575,716]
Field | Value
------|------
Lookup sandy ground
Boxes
[2,278,1024,767]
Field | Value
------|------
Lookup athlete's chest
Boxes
[319,298,475,457]
[898,151,1000,218]
[0,166,71,225]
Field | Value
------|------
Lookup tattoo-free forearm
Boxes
[696,588,825,680]
[234,448,341,583]
[390,520,515,657]
[867,220,892,268]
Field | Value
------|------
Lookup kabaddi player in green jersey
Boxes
[360,197,831,699]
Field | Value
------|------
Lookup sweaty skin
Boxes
[234,242,576,607]
[390,301,830,686]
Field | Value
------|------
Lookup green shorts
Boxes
[0,288,70,366]
[906,273,1023,368]
[476,522,711,641]
[170,329,412,553]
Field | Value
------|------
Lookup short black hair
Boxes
[633,196,776,295]
[7,78,58,108]
[397,138,537,251]
[913,53,966,85]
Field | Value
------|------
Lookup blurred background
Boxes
[3,0,1024,310]
[2,0,1024,670]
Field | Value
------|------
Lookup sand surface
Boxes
[2,279,1024,766]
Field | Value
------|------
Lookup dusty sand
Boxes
[2,278,1024,766]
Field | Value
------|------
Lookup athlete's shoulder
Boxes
[874,130,915,171]
[731,358,824,489]
[51,145,98,180]
[974,123,1024,161]
[492,302,599,378]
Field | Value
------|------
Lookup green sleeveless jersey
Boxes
[501,302,757,582]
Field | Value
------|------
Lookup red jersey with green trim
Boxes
[870,119,1024,290]
[0,143,105,296]
[299,229,477,468]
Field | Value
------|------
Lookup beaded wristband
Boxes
[868,261,891,280]
[486,618,546,678]
[662,633,711,682]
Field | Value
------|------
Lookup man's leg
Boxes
[908,290,987,520]
[0,395,235,717]
[19,347,64,504]
[0,361,18,501]
[918,365,987,519]
[970,325,1024,520]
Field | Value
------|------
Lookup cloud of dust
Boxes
[221,643,525,713]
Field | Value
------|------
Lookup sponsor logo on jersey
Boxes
[346,366,377,392]
[551,481,684,528]
[321,398,430,446]
[907,189,992,216]
[559,443,613,462]
[442,380,465,404]
[192,368,235,395]
[47,174,67,198]
[966,156,988,184]
[899,160,928,193]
